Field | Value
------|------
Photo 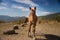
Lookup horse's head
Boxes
[29,7,36,13]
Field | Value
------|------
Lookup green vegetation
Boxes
[0,20,5,23]
[11,17,26,24]
[38,13,60,22]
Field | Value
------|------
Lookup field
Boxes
[0,22,60,40]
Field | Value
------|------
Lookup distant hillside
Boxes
[0,12,60,22]
[0,15,27,22]
[38,12,60,22]
[0,15,15,22]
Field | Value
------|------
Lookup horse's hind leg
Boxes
[32,24,36,37]
[32,24,36,40]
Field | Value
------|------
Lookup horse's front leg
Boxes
[28,23,32,37]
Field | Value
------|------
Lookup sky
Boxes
[0,0,60,17]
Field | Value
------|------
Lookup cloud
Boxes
[37,12,52,16]
[1,2,7,6]
[41,12,51,15]
[0,0,29,11]
[0,2,8,10]
[12,4,29,11]
[0,6,8,10]
[14,0,39,6]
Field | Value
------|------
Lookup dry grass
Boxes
[0,22,60,40]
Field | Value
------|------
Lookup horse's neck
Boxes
[30,13,36,16]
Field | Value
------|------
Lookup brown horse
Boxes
[28,7,37,37]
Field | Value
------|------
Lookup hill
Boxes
[38,12,60,22]
[0,15,27,22]
[0,15,18,22]
[0,12,60,22]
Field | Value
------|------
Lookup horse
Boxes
[28,7,37,37]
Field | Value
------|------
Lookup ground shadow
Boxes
[35,34,60,40]
[35,38,46,40]
[45,34,60,40]
[3,30,18,35]
[3,32,18,35]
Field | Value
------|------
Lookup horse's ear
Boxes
[35,7,36,10]
[29,7,31,10]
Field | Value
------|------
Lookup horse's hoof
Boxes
[28,35,33,38]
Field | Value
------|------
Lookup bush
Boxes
[17,19,21,24]
[11,17,28,25]
[0,20,5,23]
[55,17,60,22]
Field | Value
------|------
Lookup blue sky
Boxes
[0,0,60,17]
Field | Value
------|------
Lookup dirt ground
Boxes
[0,22,60,40]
